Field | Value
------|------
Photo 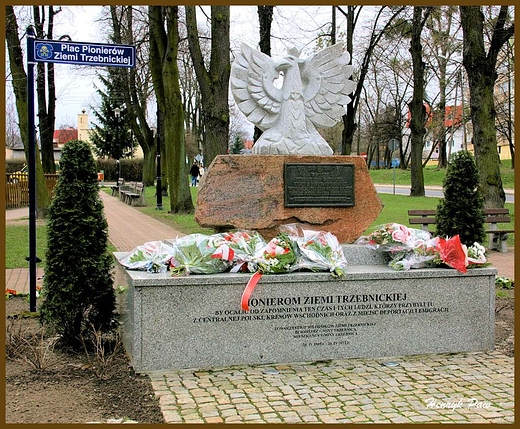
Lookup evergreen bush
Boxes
[40,140,117,347]
[435,151,486,246]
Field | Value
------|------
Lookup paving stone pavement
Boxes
[148,351,514,424]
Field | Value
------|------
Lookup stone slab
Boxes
[115,248,496,373]
[195,155,383,243]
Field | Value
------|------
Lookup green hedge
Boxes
[95,158,144,181]
[4,159,27,173]
[5,158,144,181]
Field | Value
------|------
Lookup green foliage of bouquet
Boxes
[253,233,298,274]
[118,241,176,273]
[281,224,348,277]
[169,234,230,276]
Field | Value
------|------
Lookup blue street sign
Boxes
[31,39,136,68]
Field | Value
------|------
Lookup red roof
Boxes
[444,105,463,128]
[53,128,77,145]
[406,104,462,128]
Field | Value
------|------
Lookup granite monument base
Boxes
[114,246,496,373]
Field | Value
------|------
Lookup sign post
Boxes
[25,27,136,311]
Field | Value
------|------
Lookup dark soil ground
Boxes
[4,289,514,424]
[4,296,164,424]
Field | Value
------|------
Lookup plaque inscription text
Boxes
[284,163,355,207]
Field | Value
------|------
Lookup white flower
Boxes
[467,242,487,264]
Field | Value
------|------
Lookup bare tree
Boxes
[33,6,60,174]
[424,6,461,169]
[336,5,407,155]
[185,5,230,168]
[107,5,156,186]
[5,93,22,149]
[460,5,514,208]
[252,5,274,144]
[494,38,515,168]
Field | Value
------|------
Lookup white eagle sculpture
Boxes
[231,43,357,155]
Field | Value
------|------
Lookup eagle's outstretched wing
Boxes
[301,44,357,128]
[230,43,283,131]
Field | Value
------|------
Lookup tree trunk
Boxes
[460,6,512,208]
[185,5,230,169]
[6,6,50,218]
[149,6,193,213]
[436,65,448,169]
[141,146,156,187]
[408,7,430,197]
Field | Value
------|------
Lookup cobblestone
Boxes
[147,351,514,423]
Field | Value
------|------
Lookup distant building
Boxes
[404,103,469,163]
[6,110,90,162]
[53,128,78,146]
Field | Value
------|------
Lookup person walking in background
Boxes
[190,161,200,186]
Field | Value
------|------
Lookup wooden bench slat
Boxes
[485,216,511,223]
[409,218,437,224]
[407,210,436,216]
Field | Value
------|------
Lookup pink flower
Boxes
[391,224,411,244]
[264,240,289,257]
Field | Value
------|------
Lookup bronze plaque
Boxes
[284,163,355,207]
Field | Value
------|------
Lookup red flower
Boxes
[437,235,468,273]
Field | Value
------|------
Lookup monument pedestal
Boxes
[115,247,496,372]
[195,155,383,243]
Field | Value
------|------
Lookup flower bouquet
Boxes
[388,237,441,271]
[169,234,231,276]
[251,232,298,274]
[117,240,176,273]
[210,230,266,272]
[240,232,298,311]
[280,223,348,277]
[356,223,432,254]
[435,235,488,273]
[466,242,488,266]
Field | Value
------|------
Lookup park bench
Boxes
[119,182,145,206]
[408,208,514,253]
[110,178,125,197]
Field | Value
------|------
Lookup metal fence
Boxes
[5,173,59,209]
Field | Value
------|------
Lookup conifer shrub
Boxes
[40,140,116,347]
[435,150,486,246]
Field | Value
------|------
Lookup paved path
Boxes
[4,191,515,423]
[98,190,185,252]
[151,351,513,423]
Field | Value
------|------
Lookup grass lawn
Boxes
[368,159,514,189]
[5,223,48,269]
[5,220,116,270]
